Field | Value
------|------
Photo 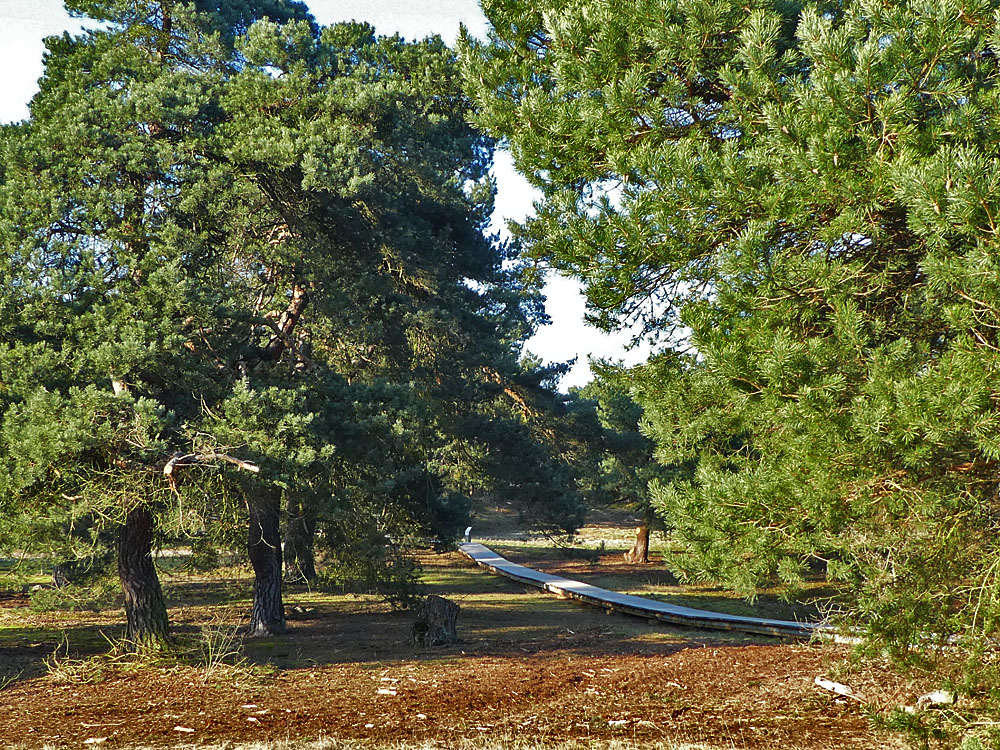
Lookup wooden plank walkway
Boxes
[459,542,828,639]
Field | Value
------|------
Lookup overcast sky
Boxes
[0,0,652,389]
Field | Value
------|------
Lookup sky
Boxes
[0,0,653,389]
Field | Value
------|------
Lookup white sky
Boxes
[0,0,652,389]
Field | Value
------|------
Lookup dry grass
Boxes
[16,739,827,750]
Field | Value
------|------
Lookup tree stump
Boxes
[623,524,650,564]
[52,565,70,589]
[411,595,460,647]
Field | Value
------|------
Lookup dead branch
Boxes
[162,450,260,493]
[262,283,309,362]
[162,451,261,478]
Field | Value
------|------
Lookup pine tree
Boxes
[569,361,681,562]
[463,0,1000,665]
[0,0,586,645]
[222,17,587,582]
[0,0,280,647]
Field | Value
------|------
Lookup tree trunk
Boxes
[247,483,286,636]
[118,505,170,649]
[623,524,650,564]
[283,494,317,583]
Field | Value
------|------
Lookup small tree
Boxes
[568,362,682,563]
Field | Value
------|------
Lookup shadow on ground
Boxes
[1,546,801,692]
[234,550,788,673]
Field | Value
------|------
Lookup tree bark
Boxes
[263,284,308,361]
[247,483,286,636]
[283,494,317,583]
[623,524,650,564]
[411,595,460,647]
[118,505,170,649]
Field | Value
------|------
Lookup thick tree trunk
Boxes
[283,494,317,583]
[623,524,650,564]
[118,505,170,649]
[247,483,286,636]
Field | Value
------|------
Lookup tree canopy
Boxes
[0,0,585,646]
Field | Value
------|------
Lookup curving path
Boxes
[459,542,830,640]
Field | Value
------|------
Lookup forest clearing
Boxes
[1,515,928,750]
[5,0,1000,748]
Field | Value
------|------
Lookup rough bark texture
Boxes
[247,483,286,636]
[411,595,460,647]
[623,524,650,564]
[118,505,170,649]
[283,494,317,583]
[263,284,308,361]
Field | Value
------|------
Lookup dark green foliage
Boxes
[568,361,678,524]
[0,0,585,640]
[317,510,423,606]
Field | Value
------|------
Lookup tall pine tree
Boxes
[463,0,1000,662]
[0,0,585,645]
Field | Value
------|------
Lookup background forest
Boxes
[3,0,1000,748]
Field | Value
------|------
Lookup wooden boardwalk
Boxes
[459,542,827,639]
